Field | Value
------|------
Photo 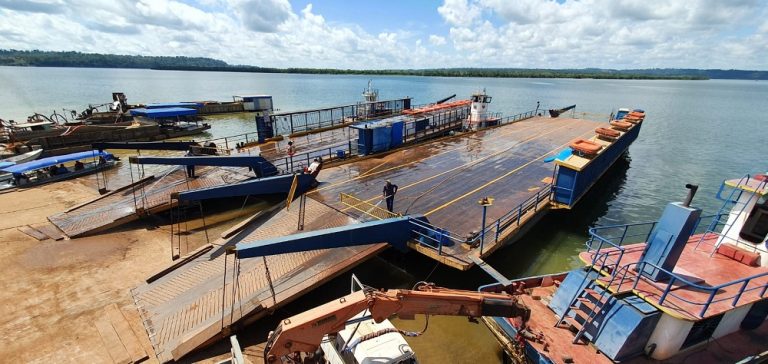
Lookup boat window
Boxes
[740,197,768,244]
[681,313,723,349]
[484,96,492,103]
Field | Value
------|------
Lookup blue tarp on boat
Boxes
[1,150,113,174]
[0,161,15,168]
[145,102,202,109]
[130,107,198,118]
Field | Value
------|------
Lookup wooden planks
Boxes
[95,304,149,364]
[17,225,48,240]
[30,223,66,240]
[95,317,132,364]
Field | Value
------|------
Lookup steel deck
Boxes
[310,116,603,269]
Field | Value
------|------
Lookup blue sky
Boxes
[1,0,766,70]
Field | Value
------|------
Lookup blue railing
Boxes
[464,185,553,255]
[409,218,465,256]
[586,212,765,317]
[630,260,768,317]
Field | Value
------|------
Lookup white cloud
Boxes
[0,0,765,70]
[442,0,768,69]
[429,34,446,46]
[438,0,482,26]
[232,0,293,33]
[0,0,65,14]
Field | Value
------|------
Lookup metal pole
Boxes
[480,204,488,254]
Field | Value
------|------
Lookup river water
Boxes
[1,66,766,362]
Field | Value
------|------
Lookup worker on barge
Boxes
[383,180,398,212]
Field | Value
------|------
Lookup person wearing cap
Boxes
[383,180,398,212]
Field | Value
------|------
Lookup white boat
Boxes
[0,148,43,164]
[0,149,43,183]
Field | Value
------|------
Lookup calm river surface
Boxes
[1,66,766,362]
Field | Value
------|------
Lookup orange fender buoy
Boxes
[569,138,602,156]
[610,120,633,131]
[595,127,620,140]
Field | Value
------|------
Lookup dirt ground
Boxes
[0,181,171,363]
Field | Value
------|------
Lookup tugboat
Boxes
[464,89,501,131]
[480,174,768,363]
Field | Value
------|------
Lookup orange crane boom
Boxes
[263,283,530,362]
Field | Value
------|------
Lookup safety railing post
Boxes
[732,280,750,306]
[700,291,716,317]
[495,220,500,243]
[620,225,629,245]
[658,277,675,304]
[632,263,643,290]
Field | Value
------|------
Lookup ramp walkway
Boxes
[132,198,387,362]
[48,166,251,237]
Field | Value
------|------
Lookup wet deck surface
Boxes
[131,116,622,361]
[133,198,386,363]
[309,116,602,266]
[48,166,252,237]
[581,234,768,320]
[254,126,352,162]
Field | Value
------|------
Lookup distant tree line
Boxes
[2,49,767,80]
[0,49,226,69]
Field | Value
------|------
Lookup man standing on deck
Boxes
[383,180,398,213]
[185,149,196,178]
[286,140,295,171]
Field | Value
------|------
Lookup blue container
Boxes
[372,125,392,153]
[356,127,373,155]
[336,149,346,159]
[390,120,404,148]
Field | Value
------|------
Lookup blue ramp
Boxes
[236,215,426,258]
[93,141,198,151]
[129,155,278,177]
[174,173,314,202]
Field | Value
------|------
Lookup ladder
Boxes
[555,278,612,344]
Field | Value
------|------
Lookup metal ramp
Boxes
[132,197,389,362]
[48,167,250,237]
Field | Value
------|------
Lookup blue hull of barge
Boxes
[552,121,642,208]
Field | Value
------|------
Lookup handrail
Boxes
[409,218,464,256]
[633,260,768,317]
[464,184,552,250]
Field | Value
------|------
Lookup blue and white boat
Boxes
[130,106,211,138]
[480,174,768,363]
[0,150,117,190]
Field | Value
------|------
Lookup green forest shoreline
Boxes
[3,49,767,80]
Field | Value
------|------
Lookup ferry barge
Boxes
[480,174,768,363]
[118,93,649,362]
